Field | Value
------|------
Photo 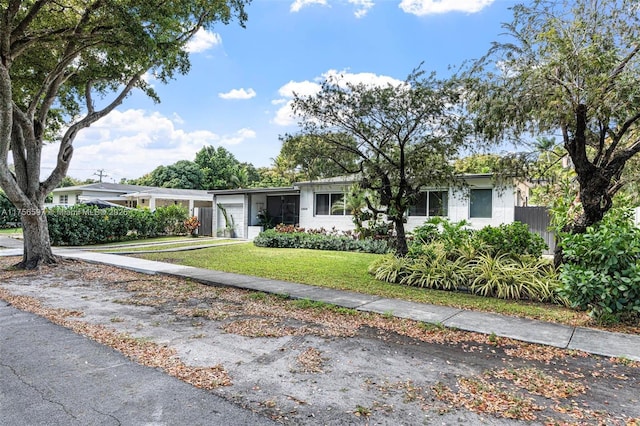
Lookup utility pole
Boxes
[94,169,108,183]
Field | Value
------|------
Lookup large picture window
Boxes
[470,189,492,218]
[409,190,448,217]
[315,193,345,215]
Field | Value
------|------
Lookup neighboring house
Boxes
[49,182,213,215]
[210,174,530,239]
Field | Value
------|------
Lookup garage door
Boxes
[217,203,244,238]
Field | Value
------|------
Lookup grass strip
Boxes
[135,243,588,326]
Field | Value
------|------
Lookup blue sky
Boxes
[43,0,520,182]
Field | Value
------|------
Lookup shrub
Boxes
[184,216,200,236]
[47,205,160,246]
[154,204,189,235]
[559,208,640,320]
[369,244,562,303]
[467,253,559,302]
[473,222,548,258]
[409,219,547,260]
[410,217,473,253]
[253,229,389,254]
[368,254,411,283]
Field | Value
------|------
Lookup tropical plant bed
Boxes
[130,243,640,333]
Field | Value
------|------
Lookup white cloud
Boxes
[290,0,373,17]
[273,100,298,126]
[272,70,404,126]
[290,0,327,12]
[278,80,322,98]
[399,0,494,16]
[186,28,222,53]
[42,109,253,181]
[221,128,257,145]
[218,88,257,100]
[349,0,375,18]
[321,69,404,87]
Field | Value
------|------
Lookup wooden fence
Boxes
[196,207,213,237]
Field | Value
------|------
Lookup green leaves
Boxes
[559,207,640,320]
[291,66,472,256]
[253,229,390,254]
[46,204,192,245]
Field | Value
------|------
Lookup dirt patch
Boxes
[1,256,639,425]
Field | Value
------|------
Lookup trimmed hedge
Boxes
[253,229,390,254]
[47,205,159,246]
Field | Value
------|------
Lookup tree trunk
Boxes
[393,217,409,257]
[553,171,611,267]
[18,209,57,269]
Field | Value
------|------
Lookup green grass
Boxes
[0,227,21,235]
[85,236,202,248]
[136,243,586,325]
[93,238,235,252]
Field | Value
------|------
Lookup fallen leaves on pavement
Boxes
[1,256,639,425]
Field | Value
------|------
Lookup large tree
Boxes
[464,0,640,256]
[194,145,247,189]
[292,69,470,256]
[278,133,359,181]
[141,160,204,189]
[0,0,248,268]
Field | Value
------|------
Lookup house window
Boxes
[59,195,68,204]
[315,193,345,215]
[75,195,80,203]
[470,189,492,218]
[409,191,448,217]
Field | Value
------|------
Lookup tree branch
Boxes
[41,73,141,194]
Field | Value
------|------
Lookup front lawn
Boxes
[93,238,236,253]
[135,243,592,327]
[0,227,21,235]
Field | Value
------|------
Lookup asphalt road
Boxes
[0,301,276,426]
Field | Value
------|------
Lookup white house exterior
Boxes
[211,174,529,239]
[49,183,212,215]
[210,187,299,239]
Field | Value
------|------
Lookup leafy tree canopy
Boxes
[278,133,359,181]
[141,160,204,189]
[0,0,249,268]
[463,0,640,237]
[292,67,472,256]
[194,145,251,189]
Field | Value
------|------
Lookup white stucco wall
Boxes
[298,182,355,231]
[299,177,516,233]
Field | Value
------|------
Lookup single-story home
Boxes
[49,182,213,215]
[210,174,530,239]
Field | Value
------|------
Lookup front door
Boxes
[267,195,299,226]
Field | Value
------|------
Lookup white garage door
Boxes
[218,203,244,238]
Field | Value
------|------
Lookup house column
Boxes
[188,199,194,216]
[149,197,156,211]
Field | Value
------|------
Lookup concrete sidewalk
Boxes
[1,236,639,361]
